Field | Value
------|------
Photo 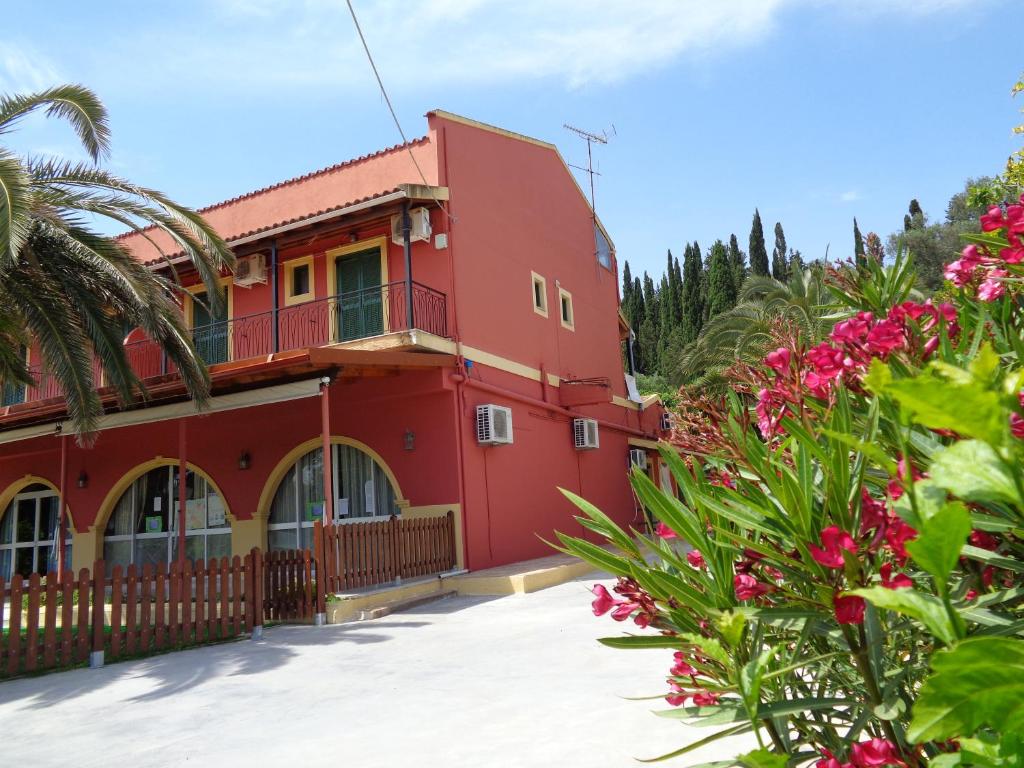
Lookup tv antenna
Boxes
[564,123,614,217]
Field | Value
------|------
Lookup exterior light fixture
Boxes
[77,471,88,489]
[348,232,359,243]
[238,451,251,470]
[404,429,415,451]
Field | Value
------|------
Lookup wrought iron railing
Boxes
[1,281,448,407]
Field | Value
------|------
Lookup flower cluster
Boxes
[665,651,720,707]
[944,195,1024,300]
[816,739,907,768]
[590,578,659,628]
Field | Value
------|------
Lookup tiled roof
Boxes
[119,135,436,263]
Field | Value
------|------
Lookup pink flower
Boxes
[831,314,872,345]
[944,244,983,286]
[969,530,999,551]
[655,522,678,540]
[880,563,913,590]
[816,749,854,768]
[865,319,906,356]
[859,489,888,537]
[850,738,906,767]
[671,651,697,677]
[980,205,1007,232]
[806,342,847,380]
[591,584,618,616]
[765,347,791,374]
[809,526,857,569]
[834,594,866,625]
[885,519,918,564]
[610,602,636,622]
[691,690,720,706]
[734,573,770,601]
[977,269,1008,302]
[665,679,689,707]
[686,550,705,569]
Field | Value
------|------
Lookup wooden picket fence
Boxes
[315,511,457,594]
[262,549,316,622]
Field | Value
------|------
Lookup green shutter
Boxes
[192,288,229,364]
[336,249,383,341]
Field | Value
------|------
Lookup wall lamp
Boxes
[238,451,252,470]
[77,471,88,489]
[404,429,415,451]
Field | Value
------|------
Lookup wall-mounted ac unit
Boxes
[573,418,599,450]
[660,412,673,431]
[235,253,267,287]
[628,448,648,471]
[391,207,432,245]
[476,404,513,446]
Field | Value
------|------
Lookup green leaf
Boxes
[850,587,958,646]
[929,441,1022,508]
[906,502,971,590]
[908,637,1024,743]
[597,635,683,650]
[873,697,908,721]
[558,487,643,558]
[737,748,788,768]
[717,610,747,649]
[679,633,731,667]
[637,724,752,763]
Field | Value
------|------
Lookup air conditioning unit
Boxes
[391,207,432,245]
[235,253,267,287]
[660,412,673,431]
[628,448,648,471]
[476,404,513,446]
[573,418,599,450]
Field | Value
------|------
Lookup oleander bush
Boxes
[556,196,1024,767]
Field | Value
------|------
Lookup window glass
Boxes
[291,264,310,297]
[0,487,70,579]
[595,224,612,269]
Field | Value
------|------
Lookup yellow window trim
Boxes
[558,286,574,331]
[183,275,234,361]
[325,235,390,343]
[531,271,548,318]
[283,255,316,306]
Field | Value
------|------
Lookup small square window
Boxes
[559,287,574,331]
[285,257,315,305]
[291,264,310,297]
[531,272,548,317]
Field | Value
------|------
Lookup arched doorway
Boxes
[0,482,72,579]
[266,441,400,551]
[102,463,231,573]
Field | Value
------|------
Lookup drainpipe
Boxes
[401,201,414,331]
[626,329,637,376]
[270,240,280,353]
[320,376,335,524]
[57,432,67,580]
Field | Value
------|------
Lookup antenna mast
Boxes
[563,123,613,218]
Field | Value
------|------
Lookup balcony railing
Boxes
[1,281,448,408]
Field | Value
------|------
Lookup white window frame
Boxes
[0,486,72,580]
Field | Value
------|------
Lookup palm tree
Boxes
[0,85,233,438]
[673,268,838,392]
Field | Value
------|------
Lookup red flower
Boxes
[1011,412,1024,439]
[809,526,857,569]
[816,749,854,768]
[880,562,913,590]
[978,269,1008,302]
[885,519,918,564]
[610,602,636,622]
[834,594,866,625]
[850,738,906,767]
[734,573,770,601]
[655,522,678,540]
[765,346,791,373]
[859,489,888,537]
[686,550,705,569]
[665,679,689,707]
[980,205,1007,232]
[969,530,999,551]
[806,342,847,380]
[691,690,720,706]
[591,584,618,616]
[944,244,984,286]
[865,320,906,356]
[671,651,697,677]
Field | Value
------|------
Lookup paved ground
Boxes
[0,574,751,767]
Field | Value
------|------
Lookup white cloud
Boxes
[0,43,62,93]
[840,190,861,202]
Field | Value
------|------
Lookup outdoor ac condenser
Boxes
[660,412,673,431]
[390,207,432,245]
[235,253,267,287]
[628,448,648,471]
[573,418,599,450]
[476,404,514,446]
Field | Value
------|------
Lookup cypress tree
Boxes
[665,250,682,329]
[630,276,645,371]
[772,222,788,281]
[638,273,659,374]
[707,240,736,318]
[789,248,804,274]
[681,241,704,342]
[728,233,746,296]
[854,218,865,265]
[621,260,633,316]
[699,243,711,324]
[658,274,672,372]
[749,209,769,276]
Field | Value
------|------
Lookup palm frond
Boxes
[0,85,110,162]
[0,148,32,265]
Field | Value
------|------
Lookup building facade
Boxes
[0,111,668,580]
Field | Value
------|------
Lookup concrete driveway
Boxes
[0,575,751,767]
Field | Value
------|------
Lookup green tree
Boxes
[749,209,769,276]
[771,221,788,281]
[681,241,704,343]
[854,217,865,265]
[621,260,633,317]
[705,239,736,318]
[0,85,233,437]
[637,272,659,374]
[789,248,803,273]
[665,250,682,329]
[728,233,746,293]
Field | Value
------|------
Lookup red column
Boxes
[57,433,68,579]
[320,379,334,524]
[178,419,187,566]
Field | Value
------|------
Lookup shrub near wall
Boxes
[556,198,1024,766]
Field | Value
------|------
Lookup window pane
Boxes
[16,500,34,543]
[292,264,310,296]
[136,537,168,570]
[184,535,205,566]
[207,531,231,561]
[36,545,52,575]
[0,549,10,579]
[269,466,298,524]
[15,547,33,578]
[37,496,58,541]
[104,540,132,572]
[139,466,170,534]
[0,504,13,544]
[268,529,297,551]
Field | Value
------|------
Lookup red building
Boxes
[0,111,668,581]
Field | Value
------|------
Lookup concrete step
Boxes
[356,589,457,621]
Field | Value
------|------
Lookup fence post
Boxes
[313,521,327,625]
[446,510,457,571]
[390,515,402,585]
[251,548,264,640]
[90,559,106,669]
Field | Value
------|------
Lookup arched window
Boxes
[268,443,398,551]
[103,465,230,572]
[0,483,72,579]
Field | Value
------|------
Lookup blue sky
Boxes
[2,0,1021,282]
